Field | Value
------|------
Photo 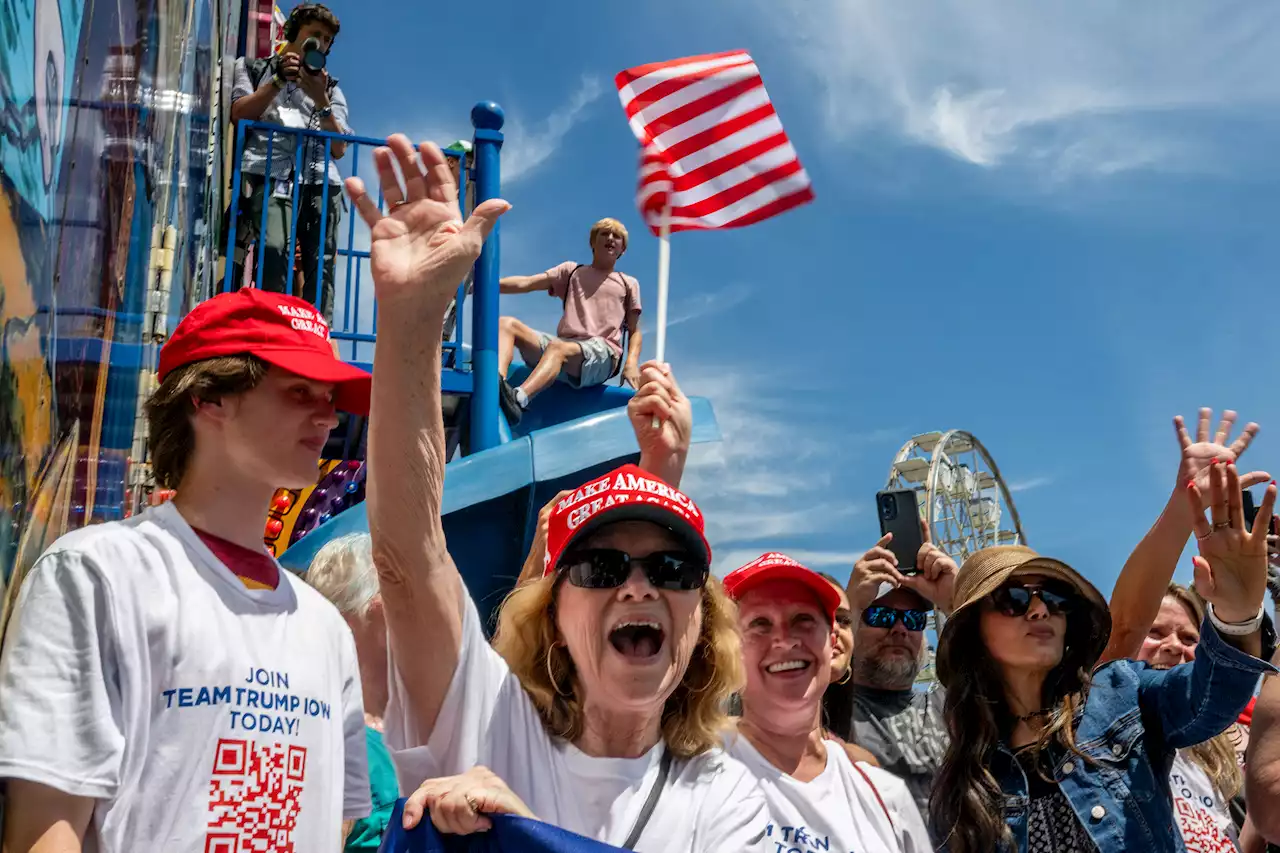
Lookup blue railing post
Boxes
[469,102,504,454]
[222,120,249,294]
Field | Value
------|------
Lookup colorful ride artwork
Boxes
[1,0,241,613]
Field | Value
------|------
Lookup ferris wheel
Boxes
[884,430,1027,685]
[886,430,1027,564]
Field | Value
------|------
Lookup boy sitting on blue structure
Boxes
[496,218,642,423]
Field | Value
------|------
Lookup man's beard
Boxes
[855,649,920,690]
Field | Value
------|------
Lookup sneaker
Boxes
[499,378,523,425]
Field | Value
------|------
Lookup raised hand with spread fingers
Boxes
[1185,461,1276,638]
[344,134,509,311]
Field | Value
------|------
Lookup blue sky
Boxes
[319,0,1280,597]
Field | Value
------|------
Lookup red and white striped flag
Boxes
[615,50,814,235]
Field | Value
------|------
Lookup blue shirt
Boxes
[971,617,1274,853]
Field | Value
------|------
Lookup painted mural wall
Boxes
[0,0,229,601]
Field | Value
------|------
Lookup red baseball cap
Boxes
[158,288,371,415]
[723,553,843,623]
[543,464,711,576]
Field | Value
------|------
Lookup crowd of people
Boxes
[0,129,1277,853]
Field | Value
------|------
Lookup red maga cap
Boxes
[543,464,710,576]
[158,288,371,415]
[723,552,843,623]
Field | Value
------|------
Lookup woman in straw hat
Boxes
[930,462,1277,853]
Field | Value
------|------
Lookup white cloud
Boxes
[502,76,605,182]
[678,363,899,571]
[755,1,1280,178]
[1008,475,1054,494]
[641,282,756,335]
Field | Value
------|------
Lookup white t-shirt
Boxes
[0,502,371,852]
[385,593,770,852]
[1169,751,1238,853]
[727,734,931,853]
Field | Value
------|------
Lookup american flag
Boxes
[615,50,814,235]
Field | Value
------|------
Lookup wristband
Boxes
[1208,602,1265,636]
[271,74,285,89]
[316,106,332,119]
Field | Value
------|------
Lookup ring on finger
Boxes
[1213,521,1231,530]
[464,794,479,812]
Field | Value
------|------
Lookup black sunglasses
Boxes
[558,548,709,591]
[989,581,1078,618]
[861,605,929,632]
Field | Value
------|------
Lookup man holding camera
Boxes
[229,3,349,321]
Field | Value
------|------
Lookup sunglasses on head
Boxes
[861,605,929,632]
[988,581,1079,618]
[557,548,709,591]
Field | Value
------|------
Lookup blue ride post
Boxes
[469,101,504,454]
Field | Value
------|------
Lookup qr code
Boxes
[1173,798,1235,853]
[206,738,306,852]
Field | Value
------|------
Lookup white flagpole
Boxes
[655,209,671,363]
[651,208,671,430]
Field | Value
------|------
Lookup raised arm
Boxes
[1101,409,1264,664]
[1,780,93,852]
[1138,463,1277,749]
[1246,644,1280,842]
[498,272,554,294]
[344,135,507,736]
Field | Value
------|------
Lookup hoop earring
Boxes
[545,644,572,698]
[836,667,852,685]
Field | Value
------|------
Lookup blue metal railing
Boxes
[221,103,506,453]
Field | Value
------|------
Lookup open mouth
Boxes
[765,660,811,675]
[609,621,665,660]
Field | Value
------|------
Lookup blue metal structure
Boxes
[0,0,722,614]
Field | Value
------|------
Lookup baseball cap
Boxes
[873,581,932,610]
[158,288,371,415]
[724,553,843,623]
[543,464,710,576]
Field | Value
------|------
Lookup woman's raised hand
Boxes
[1175,408,1267,506]
[344,134,509,309]
[1185,460,1277,625]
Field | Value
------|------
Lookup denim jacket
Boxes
[989,617,1275,853]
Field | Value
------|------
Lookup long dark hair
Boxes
[929,602,1097,853]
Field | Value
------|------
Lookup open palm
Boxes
[344,134,508,307]
[1186,459,1276,622]
[1175,408,1266,505]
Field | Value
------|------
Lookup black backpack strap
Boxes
[621,747,673,850]
[246,56,274,91]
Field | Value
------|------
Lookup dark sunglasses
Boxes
[861,605,929,632]
[988,581,1078,618]
[558,548,709,591]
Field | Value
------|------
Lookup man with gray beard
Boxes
[827,532,957,829]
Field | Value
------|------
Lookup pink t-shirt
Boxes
[546,261,641,356]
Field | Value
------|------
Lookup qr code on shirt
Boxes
[205,738,307,852]
[1173,798,1236,853]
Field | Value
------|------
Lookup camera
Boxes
[302,37,326,74]
[878,494,898,522]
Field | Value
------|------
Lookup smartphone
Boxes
[1243,489,1280,536]
[876,488,925,573]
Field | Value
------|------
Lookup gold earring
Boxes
[545,644,572,698]
[836,667,852,685]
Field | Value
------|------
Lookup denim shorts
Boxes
[536,333,618,388]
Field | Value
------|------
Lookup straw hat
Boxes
[936,545,1112,689]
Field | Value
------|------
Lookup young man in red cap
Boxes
[0,288,372,852]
